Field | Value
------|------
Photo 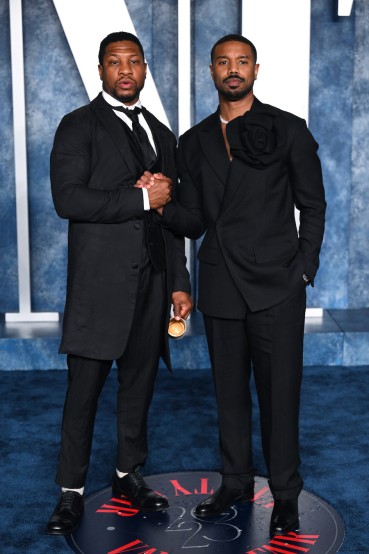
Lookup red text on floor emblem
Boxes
[107,538,168,554]
[169,477,215,496]
[245,532,320,553]
[169,477,276,509]
[96,497,139,517]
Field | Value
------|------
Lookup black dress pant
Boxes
[203,282,306,500]
[56,261,166,489]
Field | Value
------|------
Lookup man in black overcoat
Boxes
[160,34,326,536]
[46,32,192,535]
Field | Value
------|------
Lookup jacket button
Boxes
[132,263,139,269]
[134,222,141,229]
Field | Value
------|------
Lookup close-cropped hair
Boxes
[211,34,257,63]
[98,32,145,64]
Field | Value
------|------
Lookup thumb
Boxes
[173,302,181,320]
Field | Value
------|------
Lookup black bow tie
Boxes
[112,105,156,168]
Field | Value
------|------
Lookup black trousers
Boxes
[203,282,306,500]
[56,262,166,489]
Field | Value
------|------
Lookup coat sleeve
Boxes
[288,119,326,284]
[160,135,191,294]
[161,136,207,240]
[171,234,191,294]
[50,112,144,223]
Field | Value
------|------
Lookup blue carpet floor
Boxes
[0,365,368,553]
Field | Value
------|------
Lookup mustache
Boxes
[117,78,136,84]
[223,75,245,83]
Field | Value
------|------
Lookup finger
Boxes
[141,172,154,183]
[154,173,172,186]
[173,302,181,319]
[181,303,192,319]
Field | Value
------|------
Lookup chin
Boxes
[113,91,138,104]
[221,88,252,102]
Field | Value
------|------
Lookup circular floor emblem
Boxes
[66,472,345,553]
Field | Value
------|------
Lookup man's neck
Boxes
[219,92,255,123]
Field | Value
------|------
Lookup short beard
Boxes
[217,82,254,102]
[106,84,143,105]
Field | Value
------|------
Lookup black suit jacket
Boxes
[51,93,190,362]
[163,98,326,317]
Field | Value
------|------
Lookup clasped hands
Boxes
[135,171,192,318]
[135,171,172,214]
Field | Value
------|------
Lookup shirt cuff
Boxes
[142,188,150,210]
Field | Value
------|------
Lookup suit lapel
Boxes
[141,108,170,171]
[219,157,251,216]
[92,93,137,179]
[218,98,267,216]
[199,113,230,188]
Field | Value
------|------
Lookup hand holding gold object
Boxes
[168,317,187,339]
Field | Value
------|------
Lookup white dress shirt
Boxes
[102,90,154,210]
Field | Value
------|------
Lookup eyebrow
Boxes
[106,51,141,57]
[216,54,251,60]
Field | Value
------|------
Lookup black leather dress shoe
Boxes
[112,469,169,512]
[46,491,84,535]
[270,499,299,536]
[194,483,254,517]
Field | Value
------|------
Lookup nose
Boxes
[119,61,132,75]
[228,60,239,74]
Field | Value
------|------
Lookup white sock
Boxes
[62,487,84,495]
[116,469,128,479]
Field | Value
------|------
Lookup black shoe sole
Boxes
[194,491,254,517]
[112,487,169,512]
[270,520,299,537]
[46,509,83,536]
[46,525,78,536]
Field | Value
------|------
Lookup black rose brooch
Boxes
[226,111,284,169]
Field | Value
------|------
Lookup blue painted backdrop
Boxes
[0,0,368,314]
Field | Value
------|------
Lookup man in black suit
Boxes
[161,34,326,536]
[46,32,192,535]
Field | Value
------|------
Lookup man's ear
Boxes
[98,64,103,81]
[209,64,214,81]
[254,63,260,81]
